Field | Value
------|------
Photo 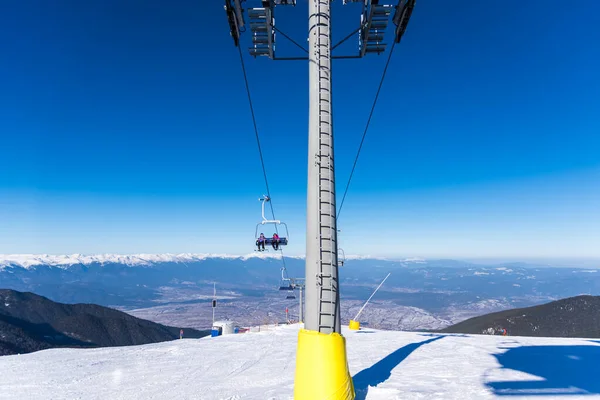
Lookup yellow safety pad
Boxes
[348,320,360,330]
[294,329,355,400]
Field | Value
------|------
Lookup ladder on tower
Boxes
[314,0,339,334]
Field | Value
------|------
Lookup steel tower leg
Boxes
[295,0,354,398]
[304,0,340,335]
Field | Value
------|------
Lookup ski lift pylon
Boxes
[255,196,289,250]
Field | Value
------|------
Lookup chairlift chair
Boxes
[278,267,294,291]
[284,273,295,298]
[255,196,289,250]
[338,247,346,267]
[335,229,346,266]
[278,278,294,291]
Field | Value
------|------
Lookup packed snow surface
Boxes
[1,324,599,399]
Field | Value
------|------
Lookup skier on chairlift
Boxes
[257,233,266,251]
[272,232,280,250]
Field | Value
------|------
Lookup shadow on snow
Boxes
[487,345,600,396]
[352,335,446,400]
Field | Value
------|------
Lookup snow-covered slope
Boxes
[1,324,598,400]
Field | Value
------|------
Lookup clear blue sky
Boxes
[1,0,599,258]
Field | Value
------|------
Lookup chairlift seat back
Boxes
[256,237,288,246]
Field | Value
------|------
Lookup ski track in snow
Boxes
[1,325,599,400]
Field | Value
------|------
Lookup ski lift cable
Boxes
[236,45,273,207]
[337,39,398,222]
[236,44,289,276]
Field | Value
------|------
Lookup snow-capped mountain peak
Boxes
[0,253,418,269]
[0,252,309,269]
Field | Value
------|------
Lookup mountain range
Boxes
[0,289,208,356]
[1,253,599,331]
[442,295,600,338]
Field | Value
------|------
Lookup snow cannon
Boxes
[350,273,391,332]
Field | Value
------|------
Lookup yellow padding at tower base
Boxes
[294,329,355,400]
[348,320,360,330]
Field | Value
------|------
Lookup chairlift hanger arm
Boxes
[260,196,281,223]
[255,196,289,246]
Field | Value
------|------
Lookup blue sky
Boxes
[1,0,599,258]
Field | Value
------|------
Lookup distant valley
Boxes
[1,254,599,331]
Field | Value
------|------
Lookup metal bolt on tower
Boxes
[224,0,415,398]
